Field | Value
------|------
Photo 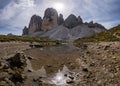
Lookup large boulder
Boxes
[7,52,27,68]
[64,14,79,29]
[28,15,42,34]
[41,8,58,31]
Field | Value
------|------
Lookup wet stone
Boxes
[82,68,89,72]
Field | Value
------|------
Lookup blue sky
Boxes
[0,0,120,35]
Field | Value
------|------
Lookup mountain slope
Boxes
[29,25,104,41]
[75,25,120,43]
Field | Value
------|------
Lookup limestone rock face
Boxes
[28,15,42,34]
[22,26,28,35]
[58,14,64,25]
[87,21,105,29]
[22,8,106,40]
[41,8,58,30]
[64,14,79,29]
[78,16,83,25]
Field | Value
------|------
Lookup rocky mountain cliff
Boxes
[23,8,106,41]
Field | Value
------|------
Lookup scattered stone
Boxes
[82,68,89,72]
[27,56,33,60]
[81,44,88,49]
[112,56,116,59]
[46,64,52,67]
[89,63,95,67]
[104,45,110,50]
[69,76,74,80]
[66,79,74,84]
[10,72,25,84]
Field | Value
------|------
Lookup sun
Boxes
[53,2,65,12]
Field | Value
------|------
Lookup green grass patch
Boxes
[74,25,120,44]
[0,35,60,43]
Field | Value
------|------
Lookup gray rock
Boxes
[22,8,106,41]
[28,15,42,34]
[22,26,28,35]
[58,14,64,25]
[43,8,58,19]
[87,21,106,32]
[64,14,79,29]
[78,16,83,25]
[41,8,58,30]
[66,79,74,84]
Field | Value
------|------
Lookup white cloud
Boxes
[0,0,119,35]
[0,0,37,30]
[18,0,35,8]
[100,20,120,29]
[36,0,76,18]
[0,0,76,33]
[74,0,119,28]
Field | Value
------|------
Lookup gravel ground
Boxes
[0,42,30,58]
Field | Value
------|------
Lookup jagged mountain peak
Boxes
[64,14,83,29]
[22,8,106,41]
[44,8,58,18]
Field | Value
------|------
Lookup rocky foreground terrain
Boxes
[0,41,120,86]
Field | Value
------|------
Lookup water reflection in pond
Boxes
[24,43,80,74]
[23,43,81,85]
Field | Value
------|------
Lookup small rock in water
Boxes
[82,68,89,72]
[66,79,74,84]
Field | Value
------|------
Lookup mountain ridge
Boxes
[23,8,106,41]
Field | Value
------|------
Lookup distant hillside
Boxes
[75,25,120,43]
